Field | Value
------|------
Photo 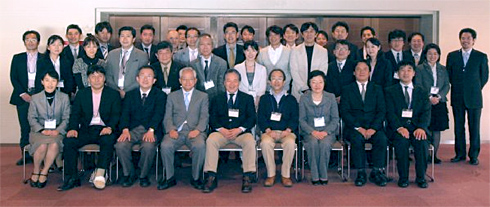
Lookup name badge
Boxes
[57,80,64,88]
[393,73,400,79]
[44,119,56,129]
[118,77,125,88]
[204,81,215,90]
[430,86,439,95]
[228,109,239,118]
[402,109,413,118]
[90,116,102,125]
[270,112,282,121]
[314,117,326,127]
[162,87,171,94]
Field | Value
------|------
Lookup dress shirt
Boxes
[189,47,198,62]
[356,80,368,94]
[140,87,152,99]
[69,45,80,57]
[50,56,61,76]
[270,89,286,106]
[391,49,402,63]
[400,82,414,106]
[337,59,347,71]
[430,63,437,86]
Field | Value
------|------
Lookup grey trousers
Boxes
[114,125,157,178]
[303,134,336,181]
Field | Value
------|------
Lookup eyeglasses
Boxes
[24,38,38,43]
[138,75,154,79]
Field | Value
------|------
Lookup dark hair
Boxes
[66,24,82,35]
[82,34,100,48]
[87,65,106,76]
[118,26,136,37]
[176,25,188,31]
[45,35,64,55]
[317,30,329,41]
[421,43,441,63]
[268,69,286,82]
[241,25,255,35]
[397,60,415,72]
[138,65,156,75]
[22,30,40,42]
[223,22,238,34]
[307,70,326,89]
[266,25,283,38]
[155,41,173,53]
[360,26,376,37]
[331,21,350,33]
[283,24,299,34]
[388,29,406,43]
[43,70,60,81]
[408,32,425,43]
[366,38,384,61]
[300,22,319,33]
[140,24,155,34]
[95,21,113,34]
[243,41,259,52]
[355,60,371,72]
[459,28,477,39]
[334,40,350,49]
[185,27,201,38]
[224,68,241,82]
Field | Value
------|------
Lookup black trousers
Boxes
[393,131,428,181]
[347,129,387,169]
[63,126,115,177]
[452,105,481,159]
[16,102,30,149]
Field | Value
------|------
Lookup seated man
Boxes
[203,69,257,193]
[159,67,208,190]
[339,61,388,187]
[385,61,430,188]
[258,69,299,187]
[59,65,121,191]
[114,65,166,188]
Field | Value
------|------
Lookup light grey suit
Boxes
[256,45,292,91]
[160,88,209,180]
[173,47,198,66]
[189,55,227,101]
[105,47,149,92]
[415,62,450,102]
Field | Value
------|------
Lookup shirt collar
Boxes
[462,48,473,54]
[140,87,151,96]
[400,82,414,89]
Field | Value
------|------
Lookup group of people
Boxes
[9,20,488,193]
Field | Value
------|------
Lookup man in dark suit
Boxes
[151,41,185,94]
[203,69,257,193]
[159,67,208,190]
[10,30,45,165]
[406,32,426,66]
[326,40,356,104]
[114,65,166,188]
[95,21,115,60]
[385,61,431,188]
[58,65,121,191]
[446,28,489,165]
[61,24,84,68]
[385,30,413,83]
[340,61,388,187]
[135,24,158,65]
[212,22,245,69]
[357,26,376,61]
[326,21,359,63]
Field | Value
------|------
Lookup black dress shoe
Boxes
[202,176,217,193]
[355,170,367,187]
[397,179,409,188]
[320,180,328,185]
[469,158,479,165]
[157,177,176,190]
[434,157,442,164]
[121,176,136,187]
[370,170,387,187]
[416,179,428,188]
[450,156,466,162]
[311,180,321,186]
[57,178,81,191]
[241,176,252,193]
[190,179,203,190]
[139,177,151,187]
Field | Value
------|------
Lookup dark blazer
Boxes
[209,91,256,133]
[68,87,121,131]
[151,60,185,92]
[95,44,115,59]
[369,56,394,88]
[135,42,158,65]
[446,49,489,109]
[325,60,356,97]
[119,87,167,139]
[62,45,84,67]
[257,92,299,132]
[385,83,431,137]
[356,47,368,61]
[384,50,414,83]
[212,44,245,67]
[38,55,76,95]
[340,82,386,132]
[405,49,426,66]
[327,41,359,63]
[190,55,228,101]
[9,52,45,105]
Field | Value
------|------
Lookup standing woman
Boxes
[27,70,70,188]
[40,35,76,96]
[234,40,267,106]
[365,37,394,88]
[72,34,105,90]
[315,30,329,48]
[415,43,449,164]
[299,71,339,185]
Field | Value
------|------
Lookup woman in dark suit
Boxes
[72,35,105,90]
[40,35,75,96]
[366,38,394,88]
[27,70,70,188]
[415,43,449,163]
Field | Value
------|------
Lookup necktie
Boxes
[228,93,235,109]
[204,60,209,80]
[228,47,235,69]
[142,93,147,106]
[361,83,366,102]
[463,52,470,67]
[73,48,78,58]
[414,53,420,65]
[121,50,128,75]
[396,52,401,63]
[144,48,150,57]
[184,92,190,111]
[404,86,410,107]
[338,62,343,73]
[163,66,169,85]
[101,46,108,59]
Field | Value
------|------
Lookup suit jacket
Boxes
[119,87,166,138]
[164,89,209,133]
[135,42,158,65]
[385,83,431,137]
[96,44,115,59]
[152,60,185,92]
[414,62,450,102]
[325,60,356,97]
[105,47,149,92]
[356,47,368,61]
[68,87,121,131]
[405,49,426,66]
[209,91,256,133]
[212,44,245,68]
[38,55,76,95]
[298,90,339,136]
[290,43,329,100]
[28,90,71,135]
[190,55,227,101]
[62,45,84,67]
[256,45,292,91]
[234,61,268,102]
[446,49,489,108]
[340,82,385,133]
[9,52,45,105]
[370,56,394,88]
[327,41,359,63]
[173,47,198,66]
[384,50,414,84]
[257,92,299,132]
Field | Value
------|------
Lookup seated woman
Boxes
[72,34,105,91]
[299,71,339,185]
[27,70,70,188]
[234,40,267,106]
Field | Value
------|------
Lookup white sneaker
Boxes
[93,175,106,189]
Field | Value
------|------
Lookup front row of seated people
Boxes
[27,60,431,193]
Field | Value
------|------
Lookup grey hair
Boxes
[196,33,214,47]
[179,67,197,79]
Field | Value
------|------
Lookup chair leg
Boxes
[301,146,305,180]
[347,145,351,180]
[155,147,159,182]
[23,147,27,183]
[295,146,299,182]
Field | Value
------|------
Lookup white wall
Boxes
[1,0,489,144]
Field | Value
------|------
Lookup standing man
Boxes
[327,21,359,63]
[326,40,356,104]
[10,30,45,165]
[176,25,188,50]
[385,29,413,83]
[447,28,488,165]
[173,27,201,66]
[62,24,84,67]
[357,26,376,60]
[135,24,158,64]
[212,22,245,69]
[152,41,186,94]
[95,21,114,59]
[159,67,208,190]
[407,32,426,66]
[167,30,181,53]
[105,26,149,99]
